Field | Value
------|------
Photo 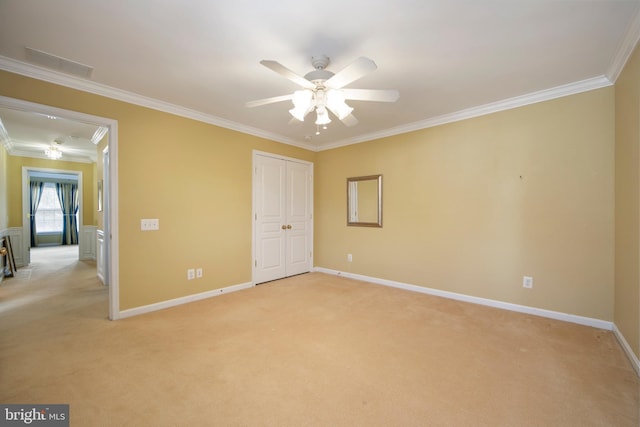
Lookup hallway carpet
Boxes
[0,248,638,426]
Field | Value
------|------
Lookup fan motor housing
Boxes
[305,55,334,84]
[304,69,334,84]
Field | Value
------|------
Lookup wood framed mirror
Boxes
[347,174,382,227]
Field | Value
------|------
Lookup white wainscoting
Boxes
[5,227,24,268]
[96,229,105,284]
[3,226,95,267]
[81,226,97,260]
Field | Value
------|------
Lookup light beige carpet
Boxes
[0,246,638,426]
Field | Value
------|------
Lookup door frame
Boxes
[22,167,83,258]
[0,95,120,320]
[252,150,313,284]
[101,145,110,286]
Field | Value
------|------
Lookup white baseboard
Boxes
[314,267,613,331]
[119,281,254,319]
[613,323,640,377]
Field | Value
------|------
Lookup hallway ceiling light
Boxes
[45,144,62,160]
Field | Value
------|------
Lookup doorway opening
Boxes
[1,95,120,319]
[24,169,81,258]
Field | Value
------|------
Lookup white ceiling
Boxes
[0,106,103,163]
[0,0,639,156]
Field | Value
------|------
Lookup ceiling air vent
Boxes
[25,47,93,78]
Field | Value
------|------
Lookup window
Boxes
[35,183,63,233]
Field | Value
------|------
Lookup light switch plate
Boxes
[141,218,159,231]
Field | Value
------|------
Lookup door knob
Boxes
[287,225,292,229]
[281,225,287,230]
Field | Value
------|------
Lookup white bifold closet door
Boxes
[254,153,313,284]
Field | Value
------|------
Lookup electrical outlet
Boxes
[196,268,203,278]
[187,268,195,280]
[347,254,353,262]
[523,276,533,289]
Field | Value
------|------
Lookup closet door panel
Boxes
[254,155,287,283]
[254,154,312,283]
[285,161,312,277]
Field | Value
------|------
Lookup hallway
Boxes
[0,245,107,324]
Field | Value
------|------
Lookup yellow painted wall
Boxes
[316,88,615,321]
[0,69,620,322]
[615,43,640,359]
[0,70,315,310]
[7,156,95,227]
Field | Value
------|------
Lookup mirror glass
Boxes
[347,175,382,227]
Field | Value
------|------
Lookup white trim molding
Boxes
[96,229,106,285]
[314,267,613,331]
[5,227,24,268]
[613,323,640,377]
[0,95,120,321]
[80,225,97,260]
[319,76,613,151]
[0,56,316,152]
[21,166,84,266]
[607,1,640,82]
[0,54,622,154]
[318,267,640,377]
[118,282,254,319]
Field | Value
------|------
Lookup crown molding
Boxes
[0,116,12,151]
[318,75,613,151]
[0,56,317,152]
[607,2,640,82]
[0,55,617,154]
[9,148,93,163]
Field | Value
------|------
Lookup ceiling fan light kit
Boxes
[289,90,313,121]
[315,106,331,126]
[326,90,354,120]
[247,55,399,132]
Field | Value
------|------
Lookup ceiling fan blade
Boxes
[245,94,293,108]
[341,88,400,103]
[340,114,359,127]
[324,57,377,89]
[260,60,316,89]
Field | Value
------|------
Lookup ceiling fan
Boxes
[246,55,399,129]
